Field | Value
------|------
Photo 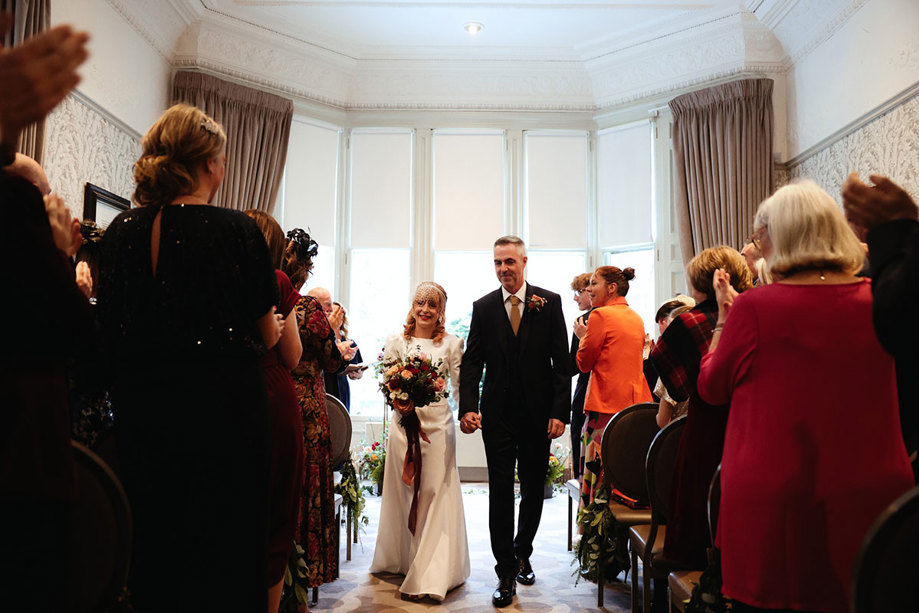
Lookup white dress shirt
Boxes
[501,281,527,322]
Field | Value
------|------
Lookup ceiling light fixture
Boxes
[464,22,484,35]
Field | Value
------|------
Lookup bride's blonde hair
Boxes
[403,282,447,344]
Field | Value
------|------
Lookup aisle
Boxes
[311,484,633,611]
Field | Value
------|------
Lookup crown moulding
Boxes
[109,0,861,113]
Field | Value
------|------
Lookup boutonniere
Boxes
[527,294,547,312]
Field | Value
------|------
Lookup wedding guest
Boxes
[699,180,914,611]
[568,272,592,478]
[283,230,344,596]
[650,245,751,569]
[244,210,304,613]
[98,104,280,612]
[740,241,762,285]
[843,172,919,469]
[324,302,364,411]
[654,303,694,428]
[307,287,362,410]
[1,22,89,609]
[370,282,470,601]
[574,266,652,509]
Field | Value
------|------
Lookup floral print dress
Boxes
[291,295,343,587]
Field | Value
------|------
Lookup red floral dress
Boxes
[291,295,343,587]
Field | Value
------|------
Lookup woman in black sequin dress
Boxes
[98,104,281,612]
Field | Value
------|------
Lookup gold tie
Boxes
[510,295,521,335]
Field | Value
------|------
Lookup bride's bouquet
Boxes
[375,351,449,534]
[376,352,449,415]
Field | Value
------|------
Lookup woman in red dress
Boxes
[698,181,914,612]
[245,210,304,613]
[650,246,752,569]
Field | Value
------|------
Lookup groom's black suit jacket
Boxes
[459,284,570,424]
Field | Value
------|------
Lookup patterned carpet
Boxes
[311,484,635,612]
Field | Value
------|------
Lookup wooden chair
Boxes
[628,416,686,613]
[67,440,133,613]
[566,477,580,551]
[668,464,720,612]
[851,484,919,613]
[595,402,659,607]
[326,393,357,560]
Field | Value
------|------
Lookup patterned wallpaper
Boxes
[786,92,919,202]
[44,93,140,219]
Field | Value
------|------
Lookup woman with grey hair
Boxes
[696,180,913,612]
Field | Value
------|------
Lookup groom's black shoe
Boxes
[492,576,516,608]
[516,557,536,586]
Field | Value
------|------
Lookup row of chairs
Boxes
[566,402,919,612]
[69,393,353,612]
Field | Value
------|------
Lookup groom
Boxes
[459,235,570,607]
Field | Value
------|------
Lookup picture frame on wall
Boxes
[83,183,130,228]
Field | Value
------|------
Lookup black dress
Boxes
[98,204,277,612]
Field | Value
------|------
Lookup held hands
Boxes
[547,418,565,440]
[842,172,918,231]
[459,412,481,434]
[712,268,737,324]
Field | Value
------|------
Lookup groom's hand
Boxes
[547,418,565,440]
[459,412,481,434]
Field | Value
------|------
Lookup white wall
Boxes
[786,0,919,159]
[51,0,171,135]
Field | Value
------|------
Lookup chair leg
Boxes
[346,506,352,561]
[631,545,640,613]
[597,556,604,608]
[567,493,573,551]
[311,586,318,605]
[642,563,652,613]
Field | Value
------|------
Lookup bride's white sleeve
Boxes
[447,335,464,408]
[382,333,403,363]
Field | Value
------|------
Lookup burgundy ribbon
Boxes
[398,408,430,535]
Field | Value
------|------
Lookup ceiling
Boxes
[126,0,856,113]
[199,0,748,62]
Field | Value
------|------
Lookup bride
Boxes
[369,282,471,601]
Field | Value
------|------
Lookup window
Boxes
[282,119,339,293]
[526,250,589,328]
[347,130,414,417]
[603,248,656,336]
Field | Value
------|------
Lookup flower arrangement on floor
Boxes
[545,442,571,491]
[572,483,630,584]
[359,436,386,495]
[335,455,369,534]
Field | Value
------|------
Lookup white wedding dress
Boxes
[369,333,471,600]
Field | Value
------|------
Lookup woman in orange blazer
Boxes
[574,265,652,509]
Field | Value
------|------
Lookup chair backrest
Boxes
[68,440,132,613]
[645,415,686,523]
[326,393,353,467]
[851,484,919,613]
[708,464,721,547]
[600,402,660,504]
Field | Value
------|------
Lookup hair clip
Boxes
[200,118,219,135]
[287,227,319,259]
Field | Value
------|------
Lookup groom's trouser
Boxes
[482,409,551,579]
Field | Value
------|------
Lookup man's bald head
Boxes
[7,153,50,195]
[307,287,332,314]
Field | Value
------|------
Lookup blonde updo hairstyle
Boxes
[133,104,226,207]
[753,180,865,279]
[404,282,448,344]
[687,246,753,299]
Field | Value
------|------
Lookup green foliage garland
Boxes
[572,483,630,584]
[335,456,369,534]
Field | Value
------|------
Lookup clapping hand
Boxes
[327,303,344,335]
[573,316,588,339]
[337,340,357,361]
[75,260,92,299]
[44,193,73,253]
[842,172,918,231]
[713,268,737,323]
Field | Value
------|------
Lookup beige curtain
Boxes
[8,0,50,163]
[669,78,774,265]
[172,71,293,215]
